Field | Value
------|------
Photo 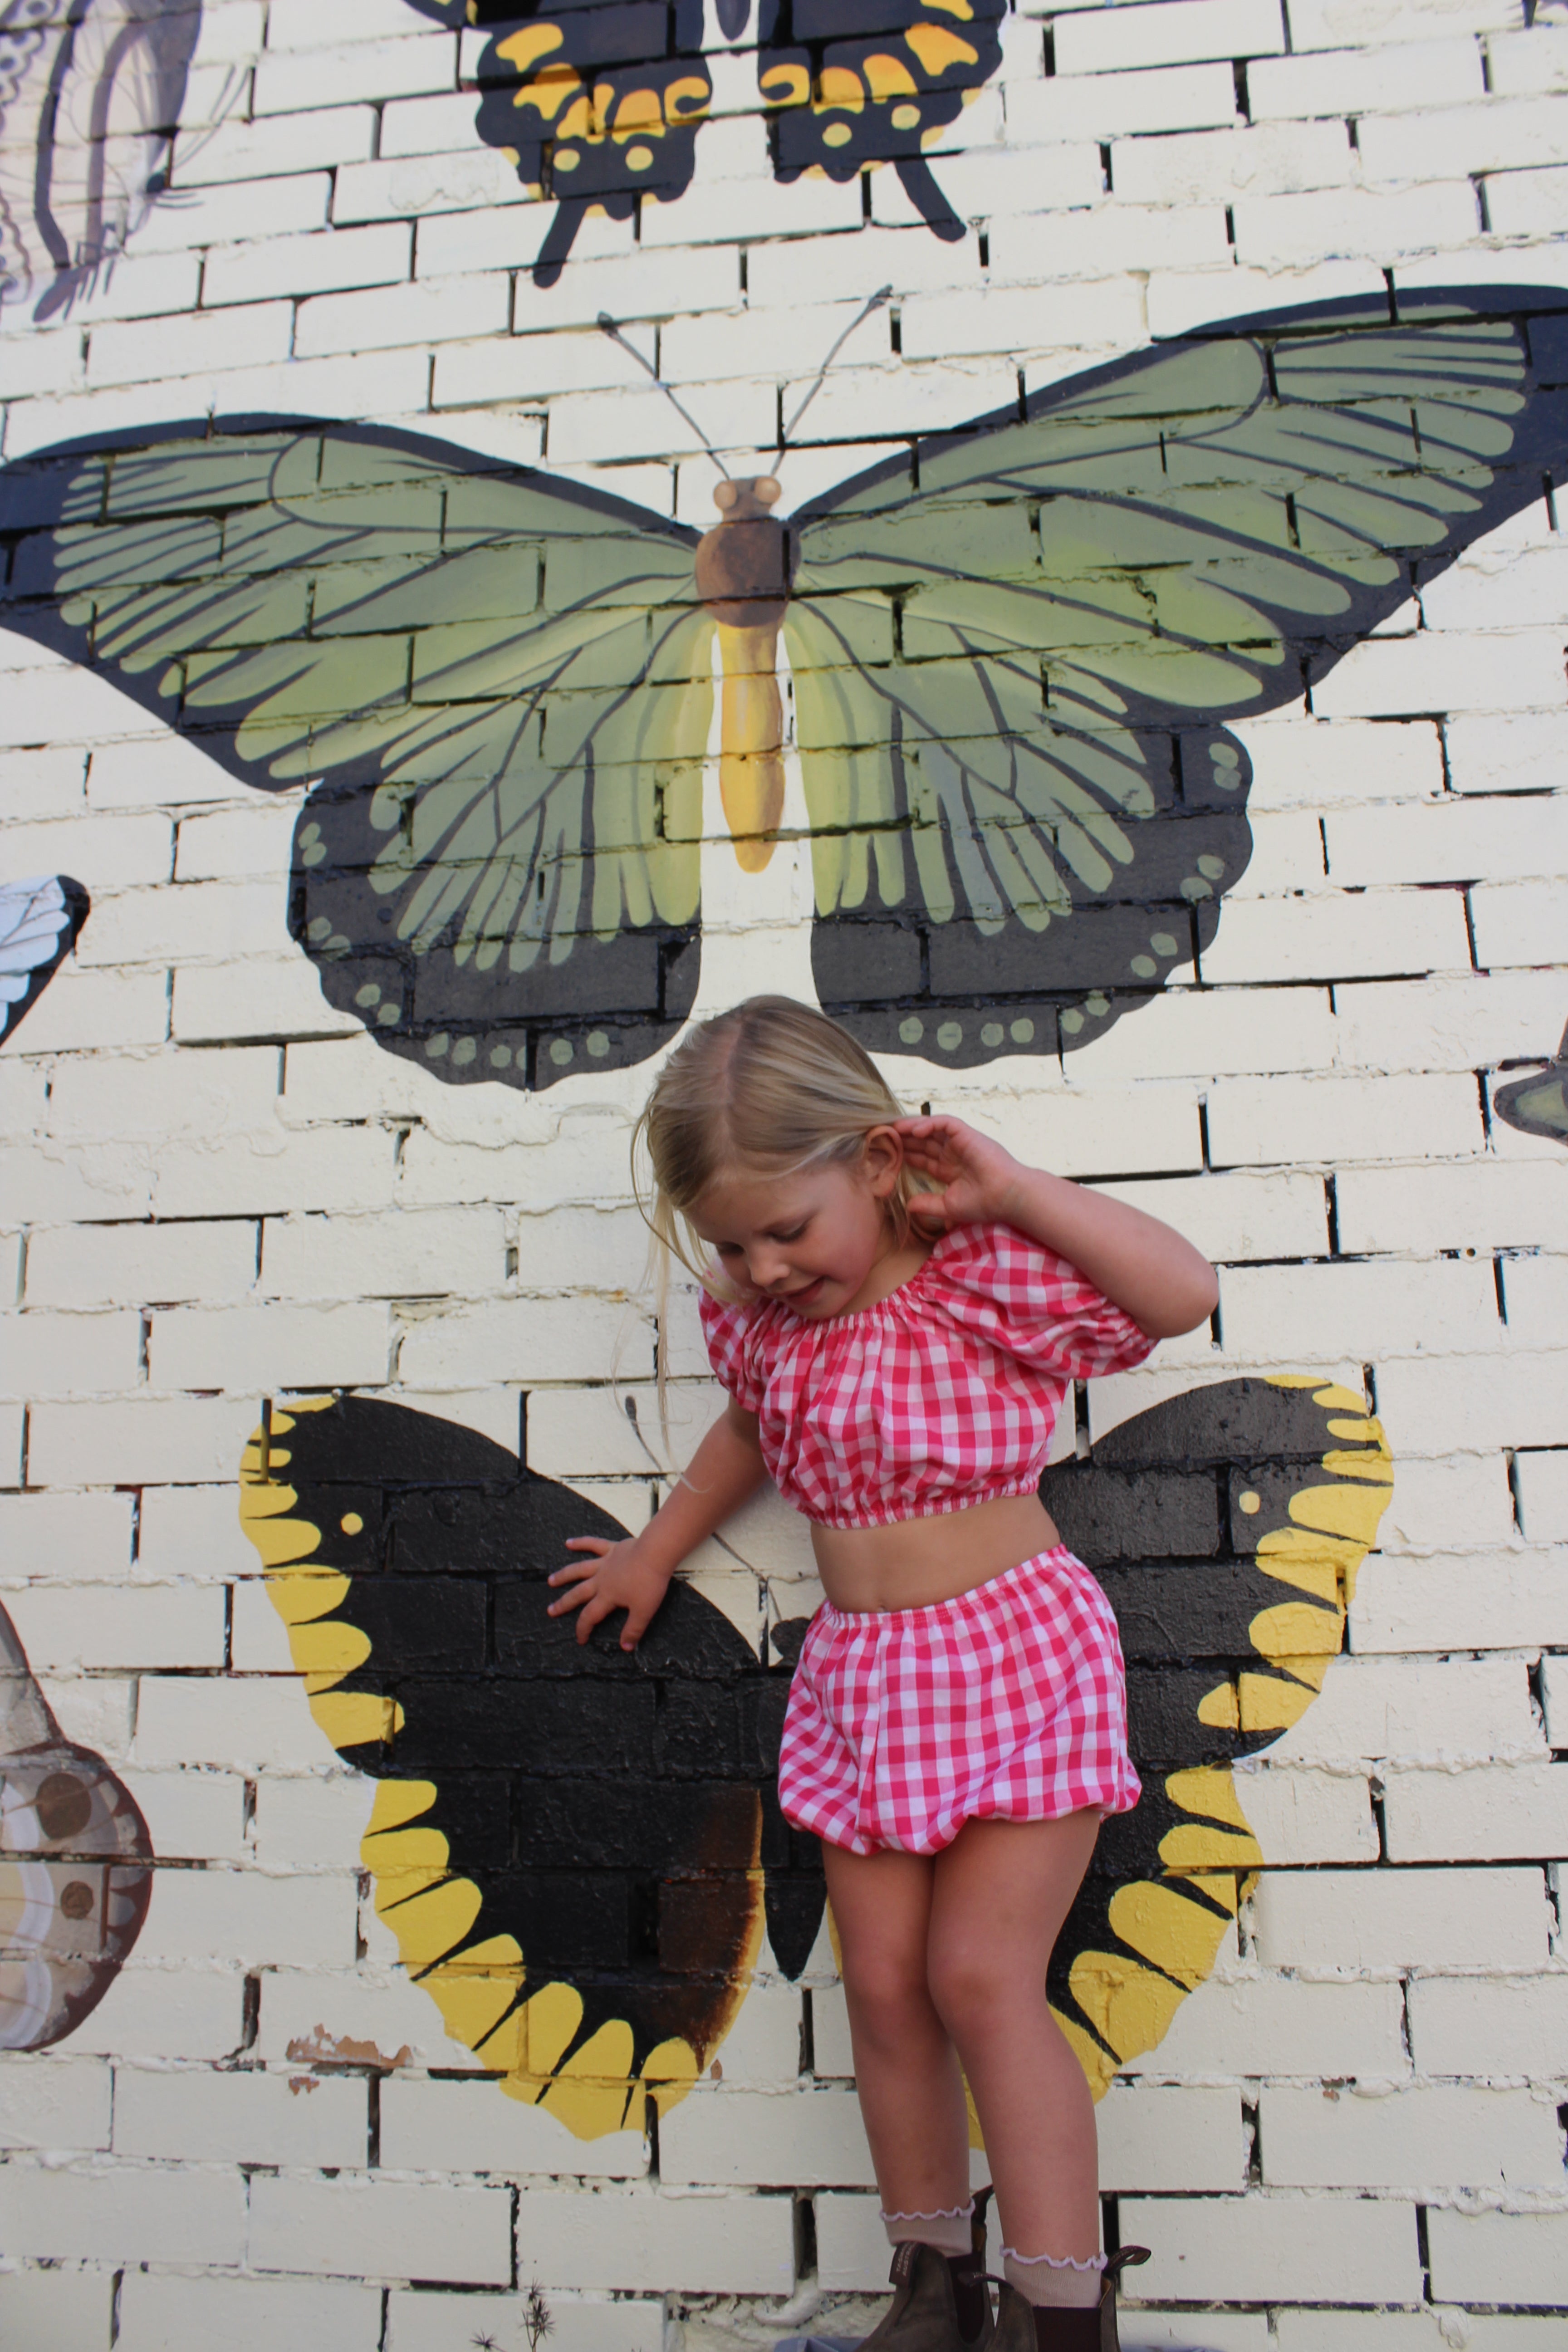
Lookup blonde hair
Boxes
[632,997,916,1403]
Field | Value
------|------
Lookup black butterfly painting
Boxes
[237,1376,1389,2132]
[3,288,1567,1092]
[403,0,1006,285]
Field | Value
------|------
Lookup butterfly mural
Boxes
[1495,1013,1568,1145]
[237,1377,1389,2131]
[3,289,1567,1092]
[0,1599,153,2051]
[404,0,1006,286]
[0,0,203,323]
[0,873,88,1044]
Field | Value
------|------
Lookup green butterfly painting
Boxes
[3,286,1567,1091]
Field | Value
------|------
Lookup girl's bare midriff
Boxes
[810,1489,1063,1614]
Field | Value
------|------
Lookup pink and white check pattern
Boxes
[778,1548,1141,1855]
[698,1221,1152,1531]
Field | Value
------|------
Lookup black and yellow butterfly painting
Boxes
[4,287,1568,1093]
[237,1376,1390,2132]
[403,0,1007,284]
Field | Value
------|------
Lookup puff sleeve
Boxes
[697,1288,766,1413]
[928,1223,1156,1381]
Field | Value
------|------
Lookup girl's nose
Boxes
[750,1247,789,1290]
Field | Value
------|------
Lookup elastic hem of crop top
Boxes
[801,1473,1044,1533]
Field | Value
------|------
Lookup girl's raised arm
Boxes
[896,1113,1219,1339]
[548,1398,769,1649]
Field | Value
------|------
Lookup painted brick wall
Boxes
[1,0,1566,2347]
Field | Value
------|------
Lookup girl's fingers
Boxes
[548,1558,599,1587]
[564,1536,610,1555]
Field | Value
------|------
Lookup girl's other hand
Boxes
[894,1113,1028,1233]
[547,1535,672,1650]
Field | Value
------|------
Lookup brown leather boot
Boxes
[860,2195,995,2352]
[987,2248,1149,2352]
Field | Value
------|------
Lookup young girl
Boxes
[548,999,1218,2352]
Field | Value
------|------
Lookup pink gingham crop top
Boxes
[697,1220,1154,1531]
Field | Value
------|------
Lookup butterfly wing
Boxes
[756,0,1006,240]
[1034,1375,1392,2098]
[789,291,1568,1066]
[239,1395,823,2139]
[0,421,713,1087]
[0,874,89,1044]
[1495,1017,1568,1144]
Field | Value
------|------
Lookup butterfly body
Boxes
[696,474,792,864]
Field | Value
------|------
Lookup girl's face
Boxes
[691,1133,902,1319]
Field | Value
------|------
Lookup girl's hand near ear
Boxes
[894,1113,1027,1233]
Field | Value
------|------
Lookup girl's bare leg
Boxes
[926,1813,1102,2261]
[822,1841,971,2219]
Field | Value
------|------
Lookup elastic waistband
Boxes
[816,1544,1086,1631]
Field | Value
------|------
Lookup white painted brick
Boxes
[0,2266,114,2352]
[250,1772,371,1867]
[60,1964,243,2062]
[172,107,377,186]
[505,2186,793,2294]
[130,171,333,253]
[1070,983,1339,1079]
[1327,796,1568,887]
[387,2290,664,2352]
[254,33,452,115]
[902,276,1149,364]
[1446,710,1568,795]
[1208,887,1471,983]
[1426,2206,1568,2306]
[154,1125,397,1220]
[1147,255,1387,337]
[118,2273,382,2352]
[1289,0,1519,43]
[1121,2191,1422,2303]
[1276,2317,1567,2351]
[1151,1974,1406,2078]
[810,2190,892,2293]
[79,879,287,968]
[294,270,509,359]
[41,1676,135,1763]
[1,1584,225,1671]
[1513,1447,1568,1541]
[27,1396,260,1488]
[1111,118,1354,204]
[1224,1255,1499,1361]
[0,1310,142,1400]
[784,358,1019,446]
[1319,627,1568,720]
[886,142,1106,225]
[9,249,201,324]
[1251,1864,1552,1968]
[1472,879,1568,970]
[1540,1652,1568,1745]
[1261,2080,1562,2188]
[1056,0,1285,74]
[661,2086,874,2188]
[396,1296,648,1388]
[640,174,860,251]
[1383,1761,1568,1862]
[1271,1655,1540,1766]
[1233,1762,1379,1862]
[1232,178,1480,264]
[204,222,412,307]
[1369,93,1568,182]
[1333,970,1568,1077]
[46,1046,279,1142]
[1243,712,1446,807]
[7,968,167,1059]
[250,2174,513,2286]
[0,1492,134,1581]
[1250,37,1483,118]
[1096,2082,1245,2191]
[0,2057,112,2152]
[1119,2317,1270,2352]
[147,1299,389,1390]
[0,745,88,822]
[135,1862,356,1968]
[172,797,300,882]
[988,202,1233,283]
[1352,1548,1568,1652]
[133,1675,340,1771]
[1407,1971,1568,2075]
[117,1768,247,1862]
[113,2063,367,2166]
[382,89,493,158]
[1337,1159,1567,1252]
[379,2076,648,2180]
[434,326,648,409]
[708,1981,805,2086]
[0,2159,245,2265]
[546,378,775,468]
[526,1382,725,1481]
[27,1218,257,1310]
[87,732,260,812]
[84,300,293,389]
[1208,1071,1483,1166]
[260,1206,504,1300]
[1100,1170,1328,1260]
[1007,63,1239,143]
[254,1962,482,2073]
[1380,1349,1568,1454]
[0,327,87,399]
[266,0,419,41]
[0,809,171,884]
[0,1403,22,1487]
[1503,1252,1568,1345]
[138,1481,263,1581]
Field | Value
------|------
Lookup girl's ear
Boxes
[862,1125,904,1200]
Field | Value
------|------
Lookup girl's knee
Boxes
[926,1944,1019,2039]
[842,1948,937,2038]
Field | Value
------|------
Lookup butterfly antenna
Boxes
[597,314,731,480]
[780,283,894,448]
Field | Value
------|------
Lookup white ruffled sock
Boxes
[1001,2247,1106,2311]
[881,2200,975,2257]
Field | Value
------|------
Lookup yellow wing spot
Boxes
[865,53,918,100]
[905,22,979,72]
[1250,1600,1342,1659]
[818,64,866,114]
[309,1691,403,1749]
[1319,1449,1393,1485]
[924,0,976,15]
[291,1620,372,1692]
[541,2019,639,2136]
[1238,1489,1261,1514]
[1197,1680,1240,1730]
[1289,1480,1391,1546]
[760,61,810,107]
[520,1980,585,2080]
[426,1938,526,2060]
[265,1569,349,1627]
[612,85,663,141]
[664,75,710,122]
[1256,1525,1361,1604]
[641,2037,701,2118]
[378,1875,485,1970]
[340,1512,363,1535]
[367,1781,438,1837]
[893,103,921,127]
[1239,1669,1325,1734]
[522,62,585,123]
[498,22,564,73]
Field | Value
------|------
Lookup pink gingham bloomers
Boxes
[698,1221,1154,1855]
